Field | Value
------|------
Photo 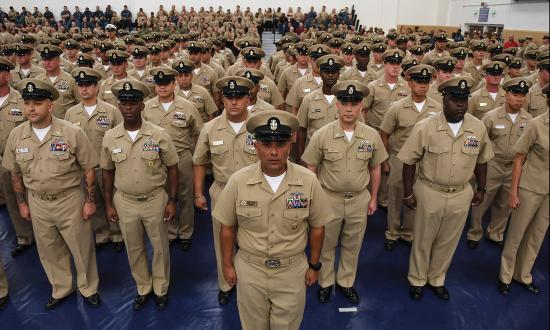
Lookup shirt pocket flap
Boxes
[111,151,127,162]
[171,120,188,128]
[236,206,262,218]
[211,144,229,155]
[283,209,308,221]
[461,145,480,155]
[48,152,70,160]
[324,150,343,161]
[15,152,34,162]
[309,111,324,120]
[141,151,160,160]
[356,151,372,160]
[427,145,450,154]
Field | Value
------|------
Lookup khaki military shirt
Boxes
[10,64,45,88]
[99,120,179,195]
[193,114,258,184]
[524,82,548,118]
[286,73,321,109]
[340,66,378,85]
[463,62,485,84]
[2,117,98,194]
[127,67,156,99]
[176,84,218,123]
[35,71,80,119]
[380,96,443,155]
[206,60,226,81]
[249,98,276,114]
[192,64,218,96]
[274,61,290,83]
[364,77,410,130]
[143,95,203,153]
[0,88,25,156]
[93,62,113,79]
[423,50,450,63]
[368,62,384,73]
[468,87,506,120]
[397,112,494,187]
[64,100,123,156]
[427,81,443,105]
[514,111,549,194]
[212,161,333,258]
[258,77,284,108]
[302,120,388,192]
[278,64,311,96]
[297,89,338,142]
[481,106,532,162]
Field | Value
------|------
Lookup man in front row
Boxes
[100,80,179,310]
[213,110,334,330]
[398,77,494,301]
[2,79,100,309]
[302,81,387,304]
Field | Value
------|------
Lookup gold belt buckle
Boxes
[136,196,147,202]
[446,186,457,193]
[343,192,354,199]
[264,259,281,268]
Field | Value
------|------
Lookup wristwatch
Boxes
[308,261,322,271]
[477,186,487,193]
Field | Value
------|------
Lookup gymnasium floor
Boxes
[0,180,548,330]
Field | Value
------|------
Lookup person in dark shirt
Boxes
[121,5,132,31]
[61,6,71,30]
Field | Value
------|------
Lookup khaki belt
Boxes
[239,250,304,269]
[121,187,164,202]
[31,187,78,201]
[325,188,363,199]
[421,180,468,193]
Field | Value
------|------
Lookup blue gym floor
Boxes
[0,181,548,330]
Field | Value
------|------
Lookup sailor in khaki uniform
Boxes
[2,79,101,309]
[427,57,457,105]
[368,43,387,74]
[35,45,79,119]
[468,61,507,120]
[193,76,258,305]
[467,78,533,249]
[423,33,450,63]
[296,55,345,161]
[302,81,388,304]
[340,43,378,85]
[524,59,549,117]
[398,77,494,300]
[173,58,218,122]
[464,41,488,85]
[127,46,156,100]
[64,68,124,252]
[498,84,549,296]
[364,49,410,209]
[144,68,203,250]
[277,43,311,101]
[187,42,220,107]
[231,69,269,112]
[98,50,134,107]
[10,43,45,88]
[380,65,442,251]
[214,110,332,330]
[0,57,34,256]
[100,79,179,310]
[286,44,331,114]
[93,42,114,79]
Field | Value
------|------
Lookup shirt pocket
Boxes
[141,151,161,173]
[47,151,73,174]
[426,144,450,173]
[211,144,228,157]
[323,150,343,162]
[282,209,308,234]
[15,152,34,175]
[111,151,127,163]
[171,119,188,128]
[236,206,262,230]
[6,114,25,124]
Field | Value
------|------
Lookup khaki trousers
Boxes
[90,168,122,244]
[468,160,512,242]
[499,188,549,284]
[0,166,34,244]
[114,189,170,296]
[386,155,415,241]
[209,180,233,291]
[319,188,370,288]
[408,180,473,287]
[167,151,194,240]
[0,256,7,297]
[235,251,308,330]
[28,188,99,299]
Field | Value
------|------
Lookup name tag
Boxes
[16,147,29,154]
[328,148,339,153]
[213,140,224,146]
[303,88,311,93]
[112,148,122,154]
[479,102,487,107]
[428,111,437,116]
[495,124,506,129]
[105,90,112,94]
[240,200,257,207]
[74,121,81,126]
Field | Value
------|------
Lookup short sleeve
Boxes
[307,177,336,228]
[513,120,537,155]
[192,124,211,165]
[211,175,238,226]
[370,132,389,167]
[75,128,99,172]
[380,104,398,135]
[1,131,19,173]
[159,131,179,167]
[397,122,426,165]
[99,135,115,170]
[475,124,495,164]
[301,129,323,166]
[296,95,311,128]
